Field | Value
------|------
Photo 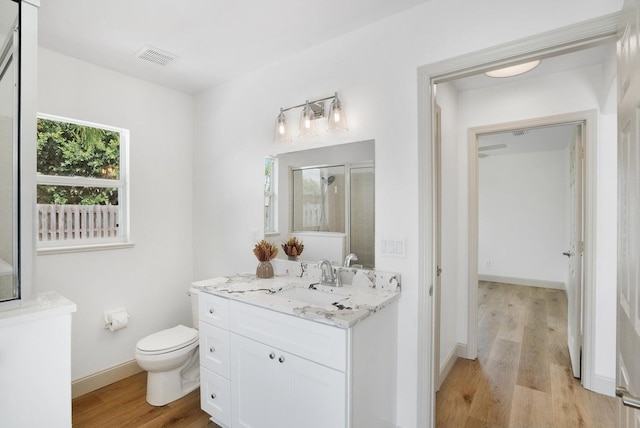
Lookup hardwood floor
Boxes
[436,281,617,427]
[72,372,219,427]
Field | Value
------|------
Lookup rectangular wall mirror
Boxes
[0,0,20,302]
[265,140,375,268]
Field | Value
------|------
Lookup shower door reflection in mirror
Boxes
[0,0,20,301]
[292,165,346,233]
[349,165,374,268]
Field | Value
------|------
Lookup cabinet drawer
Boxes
[199,292,229,329]
[200,367,231,428]
[199,322,230,378]
[230,300,347,371]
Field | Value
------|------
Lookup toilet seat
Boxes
[136,325,198,355]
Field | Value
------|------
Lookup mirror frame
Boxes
[0,0,20,302]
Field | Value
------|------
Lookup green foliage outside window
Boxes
[37,118,120,205]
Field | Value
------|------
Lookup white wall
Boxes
[455,64,618,389]
[36,48,195,381]
[478,149,569,284]
[192,1,622,425]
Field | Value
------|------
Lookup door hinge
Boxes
[437,266,442,277]
[578,240,584,253]
[577,146,585,160]
[429,284,433,297]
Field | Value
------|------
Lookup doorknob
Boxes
[562,251,572,257]
[616,386,640,410]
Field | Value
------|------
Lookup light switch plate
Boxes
[380,237,406,258]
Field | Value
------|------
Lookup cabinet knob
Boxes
[209,347,215,354]
[278,356,285,363]
[269,352,275,359]
[210,393,216,400]
[208,308,215,314]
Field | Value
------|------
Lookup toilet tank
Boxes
[189,285,200,328]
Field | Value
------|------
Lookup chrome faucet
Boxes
[343,253,358,267]
[318,259,337,286]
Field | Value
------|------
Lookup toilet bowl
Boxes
[135,286,202,406]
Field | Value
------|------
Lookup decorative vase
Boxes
[287,255,298,261]
[256,260,274,278]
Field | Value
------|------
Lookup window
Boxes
[36,114,130,251]
[264,157,276,234]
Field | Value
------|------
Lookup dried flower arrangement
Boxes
[253,239,278,262]
[281,236,304,258]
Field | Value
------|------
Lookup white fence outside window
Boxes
[37,204,119,242]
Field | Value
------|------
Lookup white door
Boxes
[566,124,584,379]
[616,0,640,425]
[434,104,443,390]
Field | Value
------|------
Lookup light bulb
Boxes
[279,123,285,134]
[327,92,348,133]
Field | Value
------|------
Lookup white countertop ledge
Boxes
[195,273,401,329]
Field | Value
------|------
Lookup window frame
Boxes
[264,156,277,235]
[36,113,131,253]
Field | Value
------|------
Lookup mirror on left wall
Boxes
[0,0,20,302]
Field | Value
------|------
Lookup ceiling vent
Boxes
[135,45,178,66]
[512,129,529,136]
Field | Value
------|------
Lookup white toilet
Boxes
[135,286,201,406]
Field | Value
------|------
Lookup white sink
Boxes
[276,287,347,307]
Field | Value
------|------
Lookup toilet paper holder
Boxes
[104,308,130,332]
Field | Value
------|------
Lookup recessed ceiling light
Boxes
[485,60,541,78]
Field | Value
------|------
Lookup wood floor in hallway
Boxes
[72,371,220,428]
[436,281,617,427]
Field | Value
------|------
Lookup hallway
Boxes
[436,281,616,427]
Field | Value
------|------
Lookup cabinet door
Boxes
[231,334,282,428]
[279,350,346,428]
[231,333,347,428]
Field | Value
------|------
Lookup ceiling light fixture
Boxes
[484,60,541,78]
[273,92,348,143]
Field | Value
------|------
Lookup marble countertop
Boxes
[194,272,401,329]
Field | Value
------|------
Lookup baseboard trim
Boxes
[478,274,565,290]
[438,343,466,389]
[589,373,616,397]
[72,360,143,399]
[457,343,468,360]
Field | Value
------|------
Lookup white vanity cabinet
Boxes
[199,290,398,428]
[229,300,347,428]
[199,292,232,427]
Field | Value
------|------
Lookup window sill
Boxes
[37,242,135,255]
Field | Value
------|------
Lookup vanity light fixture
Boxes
[299,100,319,138]
[273,92,348,143]
[484,59,541,78]
[327,92,348,133]
[274,108,290,143]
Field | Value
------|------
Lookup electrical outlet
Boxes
[485,260,491,268]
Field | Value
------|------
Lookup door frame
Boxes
[416,12,619,427]
[466,112,594,386]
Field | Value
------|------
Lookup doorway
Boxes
[417,14,619,428]
[467,115,591,384]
